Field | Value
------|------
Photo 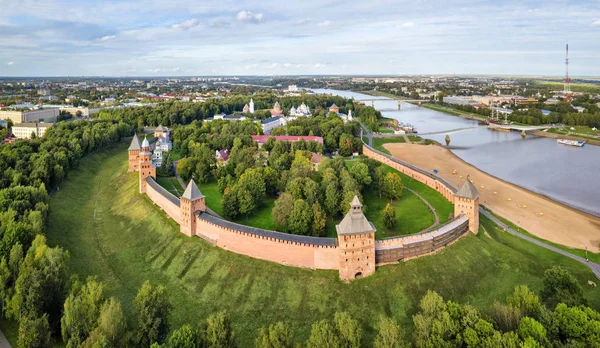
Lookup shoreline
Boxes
[383,142,600,252]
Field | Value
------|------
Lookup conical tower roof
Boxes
[456,178,479,200]
[182,179,204,201]
[336,195,375,236]
[128,134,141,151]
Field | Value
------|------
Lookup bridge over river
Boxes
[488,124,550,132]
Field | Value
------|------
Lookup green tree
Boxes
[9,242,23,282]
[133,281,172,347]
[289,152,313,178]
[168,324,202,348]
[288,199,312,235]
[507,285,542,319]
[18,314,52,348]
[324,182,341,217]
[348,162,372,187]
[334,312,361,348]
[382,203,397,229]
[0,258,9,319]
[272,193,294,232]
[61,277,106,348]
[85,297,127,347]
[373,316,409,348]
[517,317,549,347]
[382,173,403,202]
[237,168,266,206]
[8,235,70,333]
[312,203,327,237]
[306,320,340,348]
[540,266,586,309]
[203,311,236,348]
[255,322,293,348]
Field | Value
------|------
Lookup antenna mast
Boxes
[564,44,571,94]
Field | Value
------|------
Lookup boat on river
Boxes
[557,139,585,147]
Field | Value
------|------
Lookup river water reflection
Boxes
[314,89,600,217]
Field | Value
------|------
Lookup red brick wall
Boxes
[146,182,181,224]
[363,146,456,203]
[195,218,339,269]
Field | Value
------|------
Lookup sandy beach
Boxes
[384,143,600,252]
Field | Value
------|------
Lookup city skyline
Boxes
[1,0,600,77]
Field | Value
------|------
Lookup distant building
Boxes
[287,85,298,92]
[243,104,250,113]
[544,98,560,105]
[258,116,285,134]
[12,122,54,139]
[541,110,552,116]
[572,106,586,113]
[271,101,283,116]
[288,103,311,117]
[0,108,59,124]
[252,135,324,146]
[329,103,340,114]
[215,149,230,163]
[152,125,172,167]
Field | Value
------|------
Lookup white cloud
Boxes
[7,61,14,65]
[528,9,538,13]
[295,18,311,25]
[172,19,200,30]
[98,35,116,41]
[401,22,415,28]
[593,20,600,26]
[318,21,331,27]
[236,11,264,24]
[314,63,326,68]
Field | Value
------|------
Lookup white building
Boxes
[249,98,255,114]
[152,125,173,167]
[258,116,285,134]
[0,108,59,124]
[12,122,54,139]
[288,103,311,117]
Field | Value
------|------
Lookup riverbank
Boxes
[531,130,600,146]
[383,143,600,252]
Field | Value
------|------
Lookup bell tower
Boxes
[336,196,376,281]
[454,178,480,233]
[138,137,156,193]
[128,134,141,172]
[180,179,206,236]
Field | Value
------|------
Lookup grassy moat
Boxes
[45,142,600,345]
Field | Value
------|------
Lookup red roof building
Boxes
[252,135,324,145]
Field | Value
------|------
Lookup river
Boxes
[314,89,600,217]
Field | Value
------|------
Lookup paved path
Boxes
[480,209,600,279]
[407,188,440,232]
[0,328,11,348]
[358,121,373,147]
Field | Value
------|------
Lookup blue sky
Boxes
[1,0,600,77]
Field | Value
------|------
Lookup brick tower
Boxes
[180,179,206,237]
[128,134,141,172]
[138,138,156,193]
[454,178,479,233]
[336,196,376,281]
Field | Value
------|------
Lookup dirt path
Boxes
[384,143,600,252]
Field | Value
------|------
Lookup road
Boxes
[480,209,600,279]
[358,121,373,147]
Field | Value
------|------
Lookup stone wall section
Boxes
[145,178,181,224]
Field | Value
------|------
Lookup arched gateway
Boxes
[127,135,479,281]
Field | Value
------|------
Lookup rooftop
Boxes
[336,196,376,236]
[128,134,141,151]
[182,179,204,201]
[455,178,479,200]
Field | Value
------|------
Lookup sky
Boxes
[1,0,600,77]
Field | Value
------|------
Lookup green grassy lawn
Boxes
[547,126,600,140]
[481,206,600,264]
[359,90,402,99]
[372,136,405,154]
[377,127,395,134]
[37,142,600,346]
[197,181,224,216]
[157,177,182,197]
[537,81,600,94]
[420,103,487,119]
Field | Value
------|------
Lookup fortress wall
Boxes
[374,216,469,265]
[146,178,181,224]
[362,145,456,203]
[195,214,339,270]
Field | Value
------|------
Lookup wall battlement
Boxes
[127,135,479,280]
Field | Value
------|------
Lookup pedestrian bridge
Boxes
[488,124,550,132]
